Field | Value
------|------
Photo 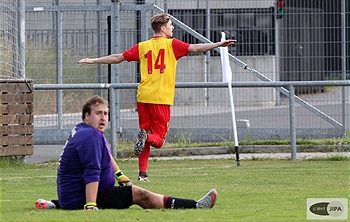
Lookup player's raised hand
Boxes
[77,58,95,64]
[220,39,237,47]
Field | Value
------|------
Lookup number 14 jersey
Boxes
[123,36,190,105]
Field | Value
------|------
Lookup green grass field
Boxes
[0,158,349,221]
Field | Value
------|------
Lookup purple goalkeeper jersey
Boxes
[57,123,115,209]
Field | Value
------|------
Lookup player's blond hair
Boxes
[150,13,170,33]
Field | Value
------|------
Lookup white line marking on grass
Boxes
[0,175,56,181]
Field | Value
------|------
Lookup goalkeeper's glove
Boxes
[115,169,132,186]
[84,202,99,210]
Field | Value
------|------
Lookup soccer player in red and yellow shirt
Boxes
[77,13,236,182]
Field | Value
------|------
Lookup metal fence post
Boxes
[97,0,103,96]
[274,0,281,106]
[205,0,211,106]
[289,85,296,160]
[109,86,117,158]
[110,0,121,158]
[164,0,168,13]
[55,0,63,129]
[341,0,347,137]
[18,0,25,78]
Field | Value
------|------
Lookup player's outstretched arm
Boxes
[188,39,236,54]
[77,53,125,64]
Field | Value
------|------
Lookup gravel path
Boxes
[146,152,350,161]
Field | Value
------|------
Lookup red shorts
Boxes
[137,102,170,140]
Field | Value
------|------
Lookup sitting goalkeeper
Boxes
[35,95,217,210]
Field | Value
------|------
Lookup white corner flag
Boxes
[219,32,240,166]
[219,32,232,83]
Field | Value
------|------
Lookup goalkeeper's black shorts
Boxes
[97,186,133,209]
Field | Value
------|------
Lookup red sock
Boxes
[138,143,150,172]
[163,196,169,208]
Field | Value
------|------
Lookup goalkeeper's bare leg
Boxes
[131,186,218,209]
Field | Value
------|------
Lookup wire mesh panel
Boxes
[0,0,24,79]
[25,2,112,122]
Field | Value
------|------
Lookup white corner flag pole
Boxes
[219,32,240,166]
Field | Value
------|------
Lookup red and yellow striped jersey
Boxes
[123,36,190,105]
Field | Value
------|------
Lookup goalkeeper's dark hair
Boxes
[82,95,109,120]
[150,13,170,33]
